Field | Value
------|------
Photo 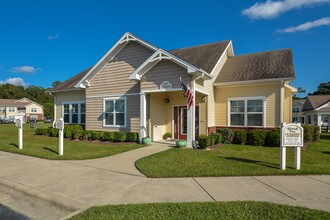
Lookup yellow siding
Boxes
[284,87,292,123]
[86,42,153,97]
[55,91,85,120]
[214,83,281,127]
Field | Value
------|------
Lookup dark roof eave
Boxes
[214,77,295,86]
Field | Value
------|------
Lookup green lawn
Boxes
[136,136,330,177]
[0,123,144,160]
[71,201,330,220]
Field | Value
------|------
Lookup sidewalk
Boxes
[0,143,329,219]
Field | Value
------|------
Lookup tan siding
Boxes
[141,60,191,91]
[214,83,281,127]
[55,91,85,120]
[85,95,140,132]
[284,87,292,123]
[86,42,153,97]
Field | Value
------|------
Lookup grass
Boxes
[71,201,330,220]
[136,137,330,177]
[0,123,144,160]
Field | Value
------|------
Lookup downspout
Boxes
[53,93,56,128]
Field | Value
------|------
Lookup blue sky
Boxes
[0,0,329,96]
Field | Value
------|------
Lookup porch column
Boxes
[186,80,196,148]
[280,80,284,124]
[140,93,147,142]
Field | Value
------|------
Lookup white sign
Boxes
[282,123,303,147]
[55,120,64,130]
[15,119,22,128]
[160,81,172,90]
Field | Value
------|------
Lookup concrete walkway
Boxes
[0,143,329,219]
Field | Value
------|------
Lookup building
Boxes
[50,32,297,145]
[0,98,44,122]
[292,99,305,123]
[302,95,330,128]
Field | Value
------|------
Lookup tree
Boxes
[52,80,62,88]
[312,81,330,95]
[293,87,306,99]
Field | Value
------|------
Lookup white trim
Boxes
[49,88,85,93]
[285,83,298,93]
[53,95,56,122]
[62,101,85,124]
[210,41,232,75]
[315,101,330,111]
[214,77,295,87]
[141,88,182,93]
[280,80,284,123]
[103,97,127,128]
[195,88,209,96]
[140,93,147,141]
[228,96,266,127]
[87,93,140,99]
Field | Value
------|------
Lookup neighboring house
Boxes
[50,32,297,145]
[292,99,305,124]
[302,95,330,127]
[0,98,44,122]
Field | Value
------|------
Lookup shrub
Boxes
[64,125,84,139]
[98,131,104,141]
[35,128,48,135]
[217,128,233,144]
[247,130,268,146]
[127,132,139,142]
[210,133,222,145]
[47,127,52,135]
[72,130,83,140]
[65,130,73,139]
[209,135,216,146]
[302,125,314,142]
[82,130,91,140]
[198,135,210,149]
[162,132,172,140]
[313,126,320,142]
[114,132,126,142]
[103,132,114,141]
[266,129,280,147]
[90,131,99,140]
[233,130,247,145]
[49,128,59,137]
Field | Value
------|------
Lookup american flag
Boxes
[180,77,194,108]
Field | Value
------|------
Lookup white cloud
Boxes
[277,17,330,33]
[11,66,38,74]
[0,78,26,86]
[242,0,330,19]
[48,34,59,40]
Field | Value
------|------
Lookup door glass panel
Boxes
[174,107,178,136]
[195,106,199,138]
[181,108,187,134]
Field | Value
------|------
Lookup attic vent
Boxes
[160,81,172,90]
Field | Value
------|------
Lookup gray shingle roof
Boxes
[0,98,31,107]
[169,40,230,73]
[215,49,295,84]
[303,95,330,111]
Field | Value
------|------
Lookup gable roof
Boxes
[0,98,43,108]
[169,40,230,73]
[293,99,305,107]
[214,49,295,84]
[50,67,92,92]
[303,95,330,111]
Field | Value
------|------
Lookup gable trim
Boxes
[214,77,295,87]
[210,41,232,75]
[75,32,159,88]
[315,101,330,111]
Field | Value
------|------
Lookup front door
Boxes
[174,106,199,140]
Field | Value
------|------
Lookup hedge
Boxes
[233,130,247,145]
[217,128,233,144]
[247,130,268,146]
[127,132,139,142]
[35,128,48,135]
[210,133,222,145]
[103,132,114,141]
[266,129,280,147]
[209,135,216,146]
[198,135,210,149]
[114,132,126,142]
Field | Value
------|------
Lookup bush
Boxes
[302,125,314,142]
[72,130,83,140]
[90,131,100,140]
[233,130,247,145]
[217,128,233,144]
[48,128,59,137]
[35,128,48,135]
[114,132,126,142]
[65,130,73,139]
[98,131,104,141]
[313,126,320,142]
[64,125,84,139]
[103,132,114,141]
[210,133,222,145]
[127,132,139,142]
[209,135,216,146]
[162,132,172,140]
[82,130,91,140]
[247,130,268,146]
[266,129,280,147]
[198,135,210,149]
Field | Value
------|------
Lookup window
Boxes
[229,97,265,127]
[293,107,300,113]
[9,107,15,112]
[31,107,37,112]
[62,102,85,124]
[0,107,5,113]
[17,107,26,113]
[104,98,126,127]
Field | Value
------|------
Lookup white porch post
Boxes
[280,80,284,124]
[140,93,147,142]
[186,80,195,148]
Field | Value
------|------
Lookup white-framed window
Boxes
[103,97,126,127]
[31,107,37,112]
[9,107,15,112]
[0,107,5,113]
[62,102,85,124]
[228,97,266,127]
[292,107,300,113]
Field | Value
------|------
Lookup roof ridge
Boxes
[230,48,292,58]
[168,40,230,52]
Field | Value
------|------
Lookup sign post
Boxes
[280,123,304,170]
[55,118,64,156]
[15,117,23,150]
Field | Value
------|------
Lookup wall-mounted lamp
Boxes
[201,96,207,103]
[165,98,170,103]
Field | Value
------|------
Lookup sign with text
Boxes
[55,119,64,130]
[15,119,22,128]
[281,123,303,147]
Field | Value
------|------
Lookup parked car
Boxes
[44,118,53,123]
[0,118,15,124]
[321,120,328,127]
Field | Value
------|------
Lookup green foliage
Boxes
[216,128,233,144]
[162,132,172,140]
[312,81,330,95]
[98,131,104,141]
[64,125,84,139]
[90,131,99,140]
[82,131,91,140]
[210,133,222,145]
[313,126,320,142]
[247,130,268,146]
[233,130,247,145]
[198,135,210,149]
[35,128,48,135]
[127,132,139,142]
[48,128,59,137]
[114,132,126,142]
[103,132,114,141]
[266,129,280,147]
[72,130,83,140]
[209,135,216,146]
[302,125,314,142]
[65,130,72,139]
